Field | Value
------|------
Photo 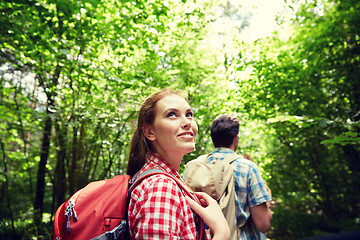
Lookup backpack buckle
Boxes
[105,220,127,240]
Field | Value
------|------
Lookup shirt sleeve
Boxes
[247,163,271,207]
[129,175,198,240]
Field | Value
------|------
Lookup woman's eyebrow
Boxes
[165,108,178,112]
[162,108,178,115]
[163,108,192,115]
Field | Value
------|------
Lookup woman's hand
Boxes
[185,192,230,240]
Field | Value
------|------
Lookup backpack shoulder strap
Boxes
[195,154,211,163]
[129,168,164,190]
[221,153,238,165]
[129,169,205,240]
[197,152,237,165]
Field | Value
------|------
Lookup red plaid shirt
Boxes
[128,155,210,239]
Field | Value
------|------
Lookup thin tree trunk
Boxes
[33,112,52,225]
[54,120,67,208]
[14,83,34,203]
[0,139,14,230]
[68,123,78,195]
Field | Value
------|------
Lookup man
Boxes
[207,114,272,239]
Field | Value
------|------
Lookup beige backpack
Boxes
[184,154,241,240]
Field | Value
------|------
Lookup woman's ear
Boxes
[142,125,156,141]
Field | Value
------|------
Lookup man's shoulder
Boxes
[234,155,255,164]
[229,155,262,174]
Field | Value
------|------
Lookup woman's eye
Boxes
[167,112,176,118]
[186,112,193,118]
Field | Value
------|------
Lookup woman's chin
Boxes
[183,145,196,154]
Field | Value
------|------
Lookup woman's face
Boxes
[144,94,198,159]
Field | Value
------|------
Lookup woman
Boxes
[127,89,230,240]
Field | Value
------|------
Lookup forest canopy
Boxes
[1,0,359,239]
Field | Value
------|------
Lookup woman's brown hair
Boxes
[126,89,187,177]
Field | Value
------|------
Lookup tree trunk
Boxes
[68,124,78,195]
[33,113,52,225]
[54,120,67,208]
[0,139,14,230]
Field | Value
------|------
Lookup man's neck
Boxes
[216,146,235,152]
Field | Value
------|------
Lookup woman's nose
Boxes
[181,118,191,129]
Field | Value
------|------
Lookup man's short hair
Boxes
[210,114,239,148]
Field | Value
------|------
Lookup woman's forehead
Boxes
[156,94,190,110]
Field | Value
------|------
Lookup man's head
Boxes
[210,114,239,149]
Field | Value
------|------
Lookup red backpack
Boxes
[53,169,205,240]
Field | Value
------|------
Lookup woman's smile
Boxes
[177,131,194,138]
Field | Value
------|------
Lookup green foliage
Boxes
[235,0,360,238]
[0,219,52,240]
[321,131,360,146]
[270,205,360,240]
[270,205,320,239]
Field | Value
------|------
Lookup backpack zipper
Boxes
[65,199,78,232]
